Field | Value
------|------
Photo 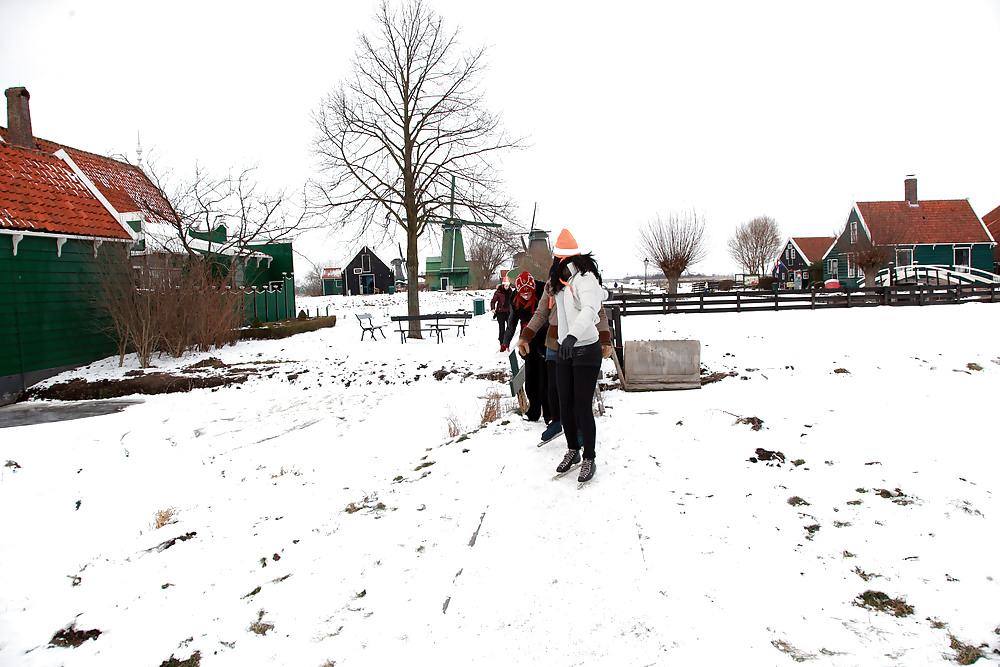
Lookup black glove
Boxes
[558,334,577,360]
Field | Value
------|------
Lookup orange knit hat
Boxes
[552,228,581,258]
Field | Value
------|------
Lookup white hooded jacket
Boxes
[553,263,607,347]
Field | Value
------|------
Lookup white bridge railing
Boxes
[862,264,1000,287]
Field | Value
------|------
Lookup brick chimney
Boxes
[904,174,918,207]
[5,87,34,149]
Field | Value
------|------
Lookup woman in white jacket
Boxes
[547,229,612,483]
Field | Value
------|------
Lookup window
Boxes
[361,253,371,272]
[786,247,791,262]
[850,221,858,244]
[829,258,839,277]
[846,254,855,279]
[896,248,913,266]
[955,247,971,273]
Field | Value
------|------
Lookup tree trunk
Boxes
[406,226,422,338]
[666,272,680,311]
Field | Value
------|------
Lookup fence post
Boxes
[609,305,624,369]
[700,293,704,312]
[774,290,779,311]
[811,287,816,310]
[846,290,851,308]
[736,292,741,313]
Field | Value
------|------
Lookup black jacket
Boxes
[503,282,548,351]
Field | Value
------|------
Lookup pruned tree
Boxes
[467,228,519,289]
[638,211,709,297]
[728,215,782,277]
[311,0,521,335]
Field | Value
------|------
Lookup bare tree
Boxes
[638,211,708,296]
[467,228,519,289]
[311,0,522,335]
[728,215,782,277]
[143,160,315,276]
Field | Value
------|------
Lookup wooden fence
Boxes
[604,284,1000,368]
[604,284,1000,317]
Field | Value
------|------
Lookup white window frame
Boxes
[850,221,858,244]
[829,258,839,278]
[361,253,371,272]
[846,254,856,279]
[896,248,913,266]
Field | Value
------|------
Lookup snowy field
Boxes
[1,289,999,666]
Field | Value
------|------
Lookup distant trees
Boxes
[467,229,519,289]
[637,211,708,296]
[728,216,782,276]
[312,0,521,333]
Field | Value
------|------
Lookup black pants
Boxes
[545,350,560,424]
[495,313,509,344]
[523,344,550,422]
[555,342,602,460]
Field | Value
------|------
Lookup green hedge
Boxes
[239,315,336,340]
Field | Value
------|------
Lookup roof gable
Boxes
[854,200,992,245]
[790,237,836,263]
[0,142,131,239]
[982,203,1000,239]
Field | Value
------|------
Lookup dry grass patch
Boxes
[446,411,463,437]
[853,590,913,617]
[154,508,177,529]
[249,610,274,635]
[949,635,983,665]
[480,388,505,425]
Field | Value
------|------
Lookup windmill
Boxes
[512,203,552,280]
[390,241,407,288]
[424,176,501,290]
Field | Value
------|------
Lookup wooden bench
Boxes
[356,313,387,341]
[390,312,471,343]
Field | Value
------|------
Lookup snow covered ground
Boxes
[1,290,998,666]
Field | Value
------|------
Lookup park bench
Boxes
[390,312,471,343]
[356,313,387,341]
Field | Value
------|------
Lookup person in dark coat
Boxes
[490,279,512,352]
[503,271,550,423]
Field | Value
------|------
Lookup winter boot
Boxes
[556,449,581,474]
[578,458,596,483]
[540,420,563,443]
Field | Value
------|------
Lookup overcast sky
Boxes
[4,0,1000,278]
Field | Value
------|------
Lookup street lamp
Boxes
[644,258,649,291]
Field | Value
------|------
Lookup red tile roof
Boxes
[0,141,131,239]
[1,127,178,229]
[982,203,1000,240]
[855,200,991,245]
[791,237,835,263]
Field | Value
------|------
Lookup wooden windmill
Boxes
[424,176,500,290]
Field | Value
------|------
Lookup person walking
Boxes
[490,279,512,352]
[517,277,612,445]
[544,229,612,483]
[503,271,550,423]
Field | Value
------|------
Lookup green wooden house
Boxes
[1,87,139,403]
[1,86,296,403]
[774,237,834,288]
[823,176,996,287]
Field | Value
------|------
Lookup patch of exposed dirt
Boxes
[23,358,265,401]
[50,624,102,647]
